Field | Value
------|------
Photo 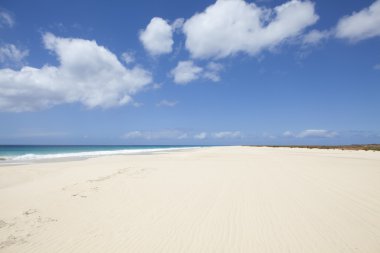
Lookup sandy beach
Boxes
[0,146,380,252]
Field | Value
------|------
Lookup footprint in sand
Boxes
[0,220,7,229]
[0,209,57,250]
[62,167,155,199]
[0,235,26,250]
[23,209,37,216]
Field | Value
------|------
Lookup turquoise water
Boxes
[0,145,199,161]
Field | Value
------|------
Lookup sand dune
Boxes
[0,147,380,252]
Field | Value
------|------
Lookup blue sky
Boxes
[0,0,379,145]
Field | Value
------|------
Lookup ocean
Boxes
[0,145,199,161]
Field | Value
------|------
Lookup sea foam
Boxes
[4,147,194,161]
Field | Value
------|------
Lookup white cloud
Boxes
[152,82,162,89]
[203,62,223,82]
[0,33,152,112]
[121,51,135,64]
[123,130,243,140]
[171,60,203,84]
[123,130,187,140]
[336,0,380,41]
[283,129,338,138]
[213,131,242,139]
[0,9,14,28]
[302,29,330,45]
[298,129,337,138]
[183,0,318,59]
[0,44,28,65]
[132,101,144,107]
[194,132,207,140]
[1,131,69,139]
[283,131,294,137]
[178,133,188,139]
[171,60,224,84]
[139,17,173,56]
[156,99,178,107]
[123,131,144,139]
[262,132,276,139]
[171,18,185,31]
[374,64,380,70]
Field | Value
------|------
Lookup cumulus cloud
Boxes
[0,9,14,28]
[123,130,187,140]
[336,0,380,41]
[0,33,152,112]
[171,60,203,84]
[284,129,338,138]
[262,132,277,139]
[139,17,174,56]
[194,132,207,140]
[156,99,178,107]
[171,18,185,31]
[183,0,318,59]
[203,62,223,82]
[123,130,243,140]
[152,83,162,89]
[302,29,331,45]
[213,131,242,139]
[121,51,135,64]
[132,101,144,107]
[170,60,223,84]
[0,44,29,65]
[122,131,145,139]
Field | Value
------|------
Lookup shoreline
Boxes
[1,145,378,168]
[1,143,379,165]
[0,146,202,165]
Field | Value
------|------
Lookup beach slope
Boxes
[0,146,380,252]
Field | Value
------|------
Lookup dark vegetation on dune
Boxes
[249,144,380,152]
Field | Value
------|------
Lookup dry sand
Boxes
[0,146,380,252]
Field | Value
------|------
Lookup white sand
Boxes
[0,146,380,252]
